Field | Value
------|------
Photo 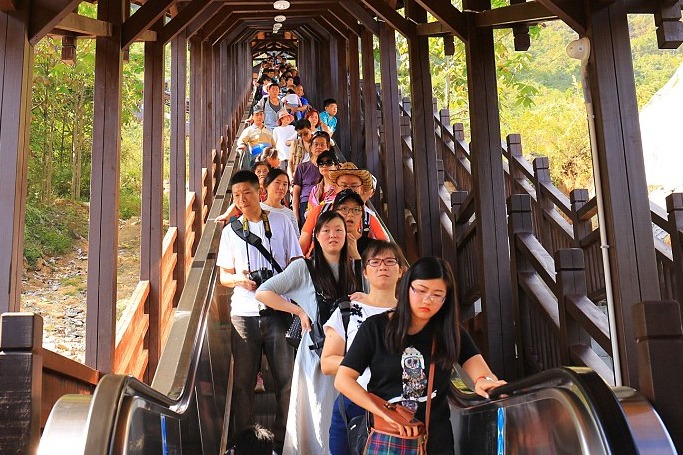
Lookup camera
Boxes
[249,268,274,287]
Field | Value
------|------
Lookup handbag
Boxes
[285,312,302,348]
[362,344,436,455]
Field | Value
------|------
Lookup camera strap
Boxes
[230,212,283,273]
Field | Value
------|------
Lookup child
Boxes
[272,110,297,171]
[320,98,338,139]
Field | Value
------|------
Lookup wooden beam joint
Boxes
[655,0,683,49]
[0,0,16,12]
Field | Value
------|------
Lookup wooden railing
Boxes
[30,88,252,428]
[508,194,615,384]
[377,93,683,383]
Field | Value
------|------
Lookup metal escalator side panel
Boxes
[83,375,130,454]
[112,396,182,455]
[453,387,610,454]
[613,387,677,455]
[38,394,92,455]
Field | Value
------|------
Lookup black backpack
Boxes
[304,259,351,357]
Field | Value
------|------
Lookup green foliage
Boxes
[24,201,88,267]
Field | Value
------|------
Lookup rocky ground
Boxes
[21,216,142,363]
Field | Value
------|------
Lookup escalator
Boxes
[37,146,677,454]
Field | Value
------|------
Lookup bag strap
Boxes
[230,216,283,273]
[425,341,436,440]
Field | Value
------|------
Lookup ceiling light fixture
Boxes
[273,0,290,10]
[274,15,286,22]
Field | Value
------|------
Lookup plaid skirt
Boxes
[363,429,426,455]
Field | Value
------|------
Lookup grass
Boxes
[24,200,89,267]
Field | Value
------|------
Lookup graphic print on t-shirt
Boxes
[400,346,427,412]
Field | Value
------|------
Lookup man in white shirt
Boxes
[217,170,302,454]
[236,105,275,169]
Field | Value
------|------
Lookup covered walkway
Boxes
[1,0,683,453]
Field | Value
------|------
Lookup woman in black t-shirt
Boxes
[335,257,506,454]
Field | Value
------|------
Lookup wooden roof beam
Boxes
[533,0,586,33]
[28,0,82,45]
[357,0,416,37]
[122,0,178,48]
[415,21,450,36]
[55,12,113,37]
[199,5,235,40]
[412,0,467,41]
[0,0,16,12]
[475,1,557,28]
[159,0,215,44]
[185,3,224,38]
[341,0,380,35]
[319,11,351,38]
[328,8,363,36]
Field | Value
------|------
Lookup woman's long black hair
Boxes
[310,210,357,298]
[385,256,460,369]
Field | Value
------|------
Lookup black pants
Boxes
[230,313,295,452]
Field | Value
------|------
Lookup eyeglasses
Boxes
[410,285,446,304]
[318,160,338,167]
[367,257,399,267]
[338,183,363,190]
[336,206,363,215]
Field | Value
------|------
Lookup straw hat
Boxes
[277,110,294,125]
[329,162,373,192]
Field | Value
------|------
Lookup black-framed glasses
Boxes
[367,257,399,267]
[336,206,363,215]
[410,285,446,303]
[318,160,338,168]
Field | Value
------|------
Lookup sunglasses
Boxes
[318,160,338,167]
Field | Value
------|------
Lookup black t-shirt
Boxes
[341,313,480,455]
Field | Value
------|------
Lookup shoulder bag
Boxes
[359,343,436,455]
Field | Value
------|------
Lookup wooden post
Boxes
[361,29,377,174]
[533,156,552,249]
[86,0,125,373]
[0,4,33,314]
[554,249,590,365]
[633,300,683,451]
[666,193,683,307]
[348,35,363,166]
[171,33,188,297]
[405,0,441,256]
[570,189,591,243]
[465,0,515,378]
[452,191,473,321]
[506,134,524,196]
[507,194,535,378]
[335,37,350,155]
[202,41,214,210]
[189,37,203,253]
[0,313,43,454]
[586,2,661,387]
[377,24,406,247]
[141,34,165,380]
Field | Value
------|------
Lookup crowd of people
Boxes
[218,57,505,455]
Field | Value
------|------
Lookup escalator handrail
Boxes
[464,366,640,455]
[81,121,247,453]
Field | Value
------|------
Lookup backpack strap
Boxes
[361,210,370,238]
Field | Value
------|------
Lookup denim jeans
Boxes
[329,394,365,455]
[231,313,295,452]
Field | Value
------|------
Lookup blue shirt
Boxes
[320,111,337,134]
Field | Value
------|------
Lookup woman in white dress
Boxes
[256,211,358,455]
[321,240,405,455]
